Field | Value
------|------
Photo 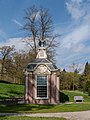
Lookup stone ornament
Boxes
[34,65,50,74]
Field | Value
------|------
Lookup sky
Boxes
[0,0,90,72]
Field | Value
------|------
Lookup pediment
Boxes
[33,64,50,74]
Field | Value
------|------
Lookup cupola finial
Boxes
[39,40,46,47]
[36,40,47,59]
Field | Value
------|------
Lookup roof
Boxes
[32,58,50,63]
[25,58,58,72]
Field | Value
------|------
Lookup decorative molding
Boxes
[36,48,47,58]
[52,72,57,75]
[34,65,50,74]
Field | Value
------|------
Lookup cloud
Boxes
[66,0,90,21]
[66,0,85,20]
[56,0,90,72]
[0,29,7,40]
[0,37,26,51]
[64,0,90,52]
[12,19,23,27]
[61,24,90,52]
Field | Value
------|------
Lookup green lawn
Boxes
[0,103,90,113]
[0,82,24,99]
[0,82,90,113]
[0,116,66,120]
[61,90,90,102]
[0,82,90,103]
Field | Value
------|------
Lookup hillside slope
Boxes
[61,90,90,102]
[0,82,24,99]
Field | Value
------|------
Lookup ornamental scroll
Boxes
[34,65,50,74]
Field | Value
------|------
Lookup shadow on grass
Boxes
[0,93,10,99]
[0,80,11,84]
[0,104,54,113]
[0,91,69,113]
[60,92,69,103]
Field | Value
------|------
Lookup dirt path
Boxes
[0,111,90,120]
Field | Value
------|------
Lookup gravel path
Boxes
[0,111,90,120]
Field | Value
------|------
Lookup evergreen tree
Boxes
[84,62,90,75]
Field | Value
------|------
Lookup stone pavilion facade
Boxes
[24,41,60,104]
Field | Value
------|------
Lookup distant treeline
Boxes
[60,61,90,96]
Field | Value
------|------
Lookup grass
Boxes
[61,90,90,102]
[0,81,90,102]
[0,82,90,113]
[0,103,90,113]
[0,116,66,120]
[0,82,24,99]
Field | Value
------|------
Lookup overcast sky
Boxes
[0,0,90,72]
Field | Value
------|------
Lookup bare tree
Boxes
[69,63,81,73]
[23,6,59,61]
[69,63,81,90]
[0,46,15,80]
